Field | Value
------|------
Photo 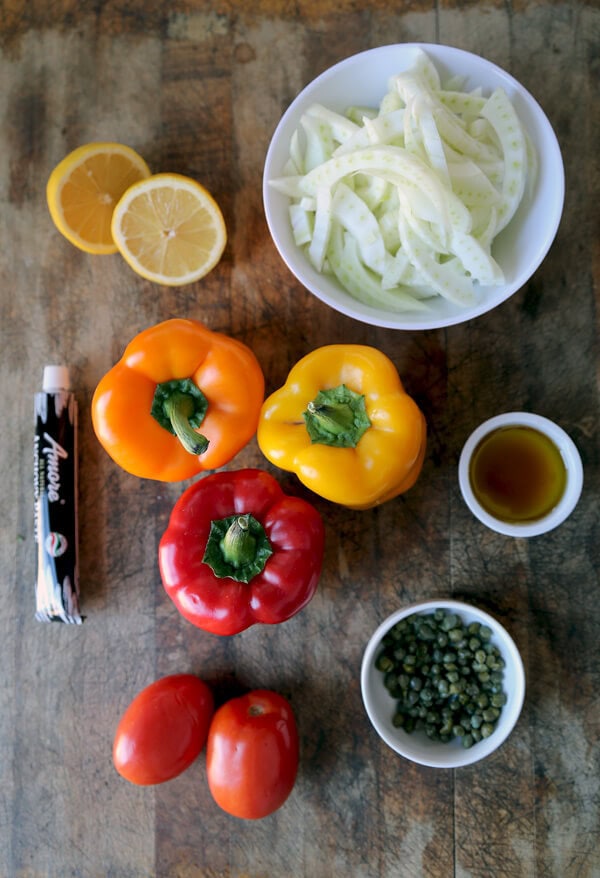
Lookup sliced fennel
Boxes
[269,48,534,312]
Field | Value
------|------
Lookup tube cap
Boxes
[43,365,70,392]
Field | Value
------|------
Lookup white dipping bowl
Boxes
[263,43,565,330]
[361,599,525,768]
[458,412,583,537]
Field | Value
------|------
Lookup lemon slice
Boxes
[111,173,227,286]
[46,142,151,254]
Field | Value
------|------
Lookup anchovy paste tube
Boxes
[34,365,82,623]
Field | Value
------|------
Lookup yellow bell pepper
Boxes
[257,345,426,510]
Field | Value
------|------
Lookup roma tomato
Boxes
[206,689,299,819]
[113,674,214,785]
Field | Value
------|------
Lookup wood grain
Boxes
[1,2,599,877]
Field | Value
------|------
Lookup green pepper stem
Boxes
[202,512,273,583]
[163,391,209,455]
[306,400,356,436]
[220,514,256,568]
[302,384,371,448]
[151,378,209,456]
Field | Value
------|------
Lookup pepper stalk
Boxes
[151,378,209,455]
[202,513,273,583]
[303,383,371,448]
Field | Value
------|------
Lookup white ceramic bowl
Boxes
[458,411,583,537]
[263,43,565,330]
[360,599,525,768]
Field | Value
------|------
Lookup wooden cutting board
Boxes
[1,2,599,876]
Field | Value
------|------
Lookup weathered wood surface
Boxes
[1,2,599,876]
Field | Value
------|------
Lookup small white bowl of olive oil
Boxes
[458,412,583,537]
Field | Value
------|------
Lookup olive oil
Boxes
[469,425,567,523]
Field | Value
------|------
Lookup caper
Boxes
[418,623,436,641]
[383,671,396,690]
[440,719,453,736]
[374,608,507,749]
[392,711,405,728]
[441,613,458,631]
[376,654,394,673]
[438,679,450,697]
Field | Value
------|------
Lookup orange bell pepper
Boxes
[92,318,265,481]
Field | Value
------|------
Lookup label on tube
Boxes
[34,365,82,623]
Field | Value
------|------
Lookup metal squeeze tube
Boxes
[34,365,82,623]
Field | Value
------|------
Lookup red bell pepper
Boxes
[158,469,325,635]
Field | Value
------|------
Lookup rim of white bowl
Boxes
[458,412,584,537]
[360,599,526,768]
[263,42,565,330]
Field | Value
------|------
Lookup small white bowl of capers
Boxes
[360,599,525,768]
